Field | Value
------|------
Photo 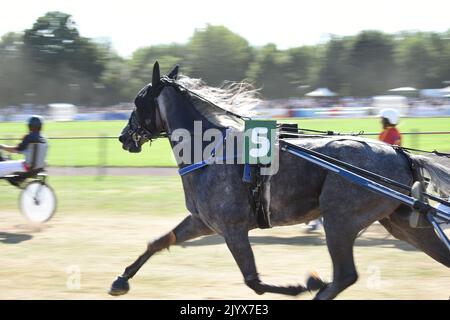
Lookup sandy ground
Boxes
[1,209,449,300]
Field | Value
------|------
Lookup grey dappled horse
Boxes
[110,62,450,299]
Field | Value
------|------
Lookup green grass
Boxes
[1,118,449,167]
[0,121,176,167]
[0,176,186,216]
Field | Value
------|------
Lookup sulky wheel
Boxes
[19,181,57,223]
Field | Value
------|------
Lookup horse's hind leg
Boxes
[313,175,404,299]
[380,206,450,268]
[109,214,214,296]
[223,226,309,296]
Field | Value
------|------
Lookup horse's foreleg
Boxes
[109,214,214,296]
[224,227,310,297]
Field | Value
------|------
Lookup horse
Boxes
[110,62,450,299]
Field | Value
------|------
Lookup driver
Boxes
[0,115,48,177]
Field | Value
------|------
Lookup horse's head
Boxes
[119,61,179,153]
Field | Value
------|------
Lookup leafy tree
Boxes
[126,44,188,98]
[0,32,36,105]
[187,25,252,85]
[3,16,450,106]
[246,44,293,98]
[284,46,319,96]
[24,12,102,74]
[347,31,396,96]
[395,33,433,89]
[394,31,450,89]
[317,38,351,95]
[22,11,106,104]
[100,53,132,103]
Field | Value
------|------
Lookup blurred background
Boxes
[1,8,449,166]
[1,10,450,119]
[0,1,449,300]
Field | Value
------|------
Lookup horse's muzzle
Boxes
[119,133,142,153]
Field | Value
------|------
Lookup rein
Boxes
[397,146,450,158]
[279,125,450,157]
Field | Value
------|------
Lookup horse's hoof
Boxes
[286,285,308,296]
[306,272,327,292]
[109,276,130,296]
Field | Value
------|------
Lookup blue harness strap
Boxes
[242,163,252,183]
[178,128,231,176]
[178,155,240,176]
[178,160,210,176]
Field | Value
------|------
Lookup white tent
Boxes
[388,87,417,92]
[372,95,409,116]
[305,87,337,97]
[48,103,77,121]
[440,86,450,93]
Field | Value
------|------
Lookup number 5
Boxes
[250,127,270,158]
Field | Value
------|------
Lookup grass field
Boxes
[0,176,186,215]
[1,117,449,167]
[1,176,449,299]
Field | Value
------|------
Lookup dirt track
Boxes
[1,209,449,300]
[1,166,450,299]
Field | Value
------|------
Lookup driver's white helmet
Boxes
[379,108,400,125]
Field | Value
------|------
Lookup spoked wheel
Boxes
[19,181,57,223]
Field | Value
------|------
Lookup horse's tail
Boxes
[411,154,450,197]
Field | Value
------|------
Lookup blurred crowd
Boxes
[253,96,450,118]
[1,96,450,121]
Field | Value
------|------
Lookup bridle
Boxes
[127,84,169,148]
[127,112,154,147]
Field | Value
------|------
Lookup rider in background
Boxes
[0,115,47,177]
[379,108,402,145]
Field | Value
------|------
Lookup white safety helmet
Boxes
[379,108,400,125]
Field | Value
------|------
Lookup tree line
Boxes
[1,11,449,106]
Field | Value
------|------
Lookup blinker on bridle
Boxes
[128,81,168,148]
[129,113,152,147]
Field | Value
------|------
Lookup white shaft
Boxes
[0,160,26,176]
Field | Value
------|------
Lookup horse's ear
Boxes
[167,65,179,80]
[152,61,161,87]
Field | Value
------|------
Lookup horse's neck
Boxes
[159,87,226,167]
[160,86,222,134]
